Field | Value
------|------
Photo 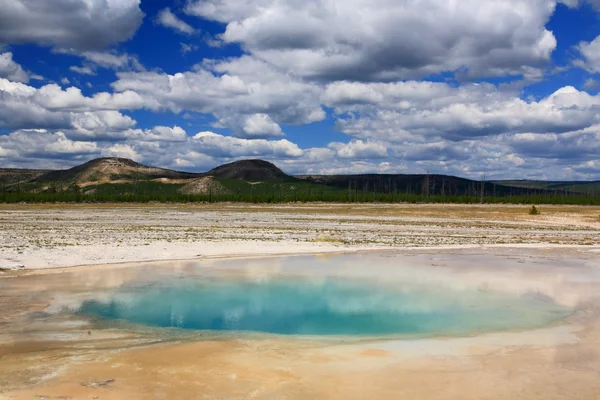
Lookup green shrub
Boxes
[529,205,540,215]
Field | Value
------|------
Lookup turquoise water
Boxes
[75,275,571,337]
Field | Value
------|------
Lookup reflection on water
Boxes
[71,261,572,337]
[5,251,595,338]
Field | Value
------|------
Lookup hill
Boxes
[1,157,599,204]
[298,174,547,197]
[207,159,291,181]
[178,177,230,196]
[0,168,49,186]
[33,158,199,186]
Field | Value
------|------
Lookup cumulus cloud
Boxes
[2,0,600,179]
[69,111,137,140]
[0,0,144,51]
[0,79,144,113]
[0,130,99,161]
[213,113,284,138]
[192,131,303,158]
[33,85,145,113]
[0,52,29,82]
[242,114,283,137]
[282,156,405,176]
[101,143,139,160]
[569,160,600,177]
[575,35,600,73]
[584,78,600,91]
[324,81,600,142]
[186,0,557,81]
[328,140,389,159]
[0,78,144,140]
[112,56,325,136]
[156,8,195,35]
[504,128,600,160]
[126,126,188,142]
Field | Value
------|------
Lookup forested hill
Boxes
[1,158,599,204]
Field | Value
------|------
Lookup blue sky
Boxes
[1,0,600,179]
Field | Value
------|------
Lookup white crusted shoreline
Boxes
[1,203,599,270]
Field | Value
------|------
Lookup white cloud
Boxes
[575,35,600,73]
[192,131,303,158]
[112,56,325,135]
[0,0,144,51]
[81,51,144,71]
[64,50,144,75]
[584,78,600,91]
[569,160,600,177]
[186,0,558,81]
[0,52,29,82]
[126,126,188,142]
[1,0,600,179]
[60,77,70,85]
[0,130,98,159]
[0,78,144,138]
[30,83,145,112]
[70,65,95,75]
[561,0,600,10]
[283,157,405,175]
[503,128,600,160]
[328,140,389,159]
[241,114,283,138]
[324,81,600,142]
[69,111,137,140]
[156,8,195,35]
[101,143,139,160]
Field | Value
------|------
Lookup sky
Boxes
[1,0,600,179]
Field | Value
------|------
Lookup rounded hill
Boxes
[207,159,291,181]
[33,157,198,184]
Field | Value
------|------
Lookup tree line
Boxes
[2,190,600,205]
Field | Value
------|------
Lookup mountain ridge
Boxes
[1,157,599,199]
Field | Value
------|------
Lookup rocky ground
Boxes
[0,203,599,270]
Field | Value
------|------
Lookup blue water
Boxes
[75,276,571,337]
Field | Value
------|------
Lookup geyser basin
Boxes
[72,255,572,337]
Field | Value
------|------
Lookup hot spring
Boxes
[66,253,572,337]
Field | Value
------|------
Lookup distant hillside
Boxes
[207,159,291,182]
[178,177,230,195]
[1,157,599,204]
[0,168,49,186]
[492,180,600,195]
[298,174,548,197]
[34,158,199,186]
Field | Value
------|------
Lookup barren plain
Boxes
[1,203,599,270]
[1,204,600,400]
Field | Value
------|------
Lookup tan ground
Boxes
[1,203,599,270]
[0,205,599,399]
[0,249,599,399]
